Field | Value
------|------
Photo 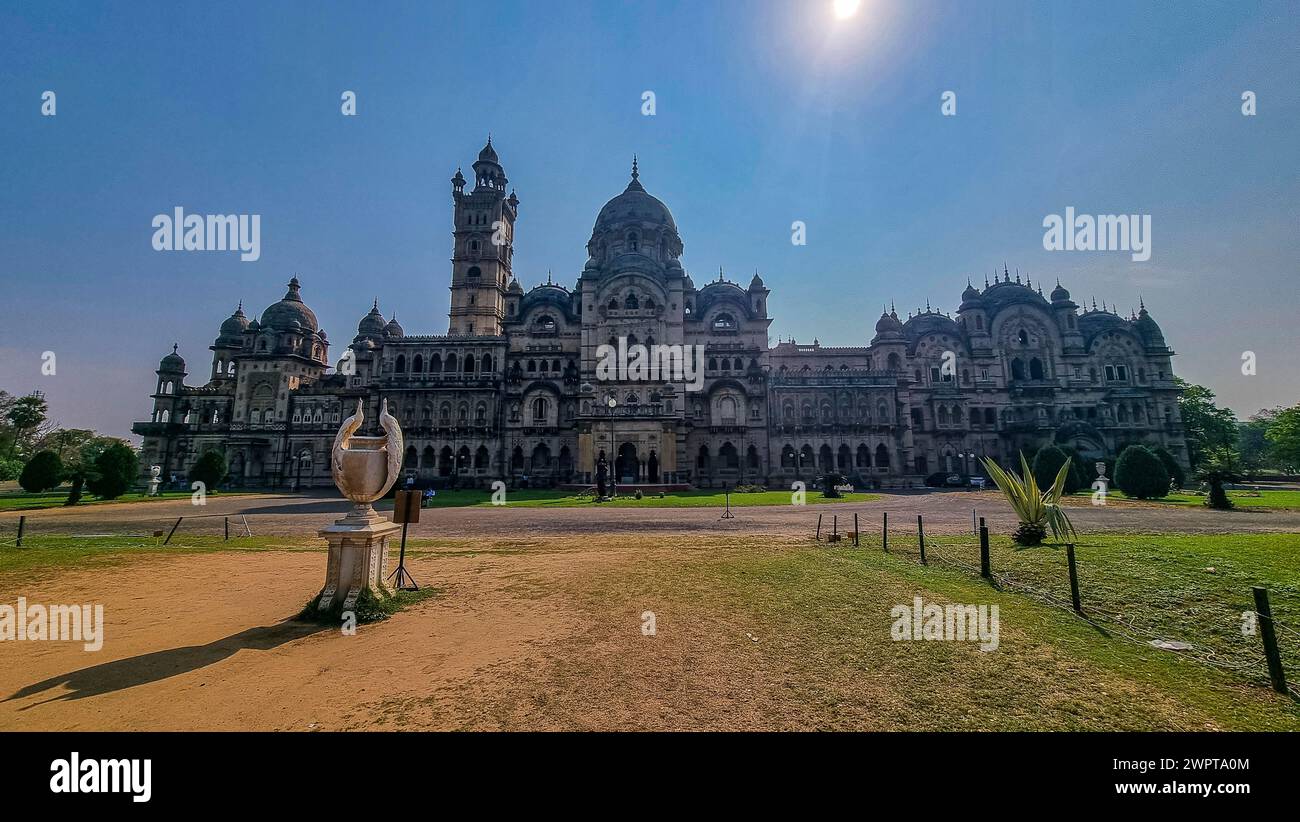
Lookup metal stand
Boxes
[720,489,734,519]
[387,519,419,591]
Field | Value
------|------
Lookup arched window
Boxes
[608,297,620,310]
[474,445,489,469]
[1029,358,1045,380]
[532,397,548,422]
[482,353,493,372]
[445,353,457,372]
[467,266,481,279]
[856,444,871,467]
[1018,329,1029,345]
[837,444,851,470]
[403,446,418,469]
[532,443,551,469]
[412,354,423,373]
[430,353,442,373]
[1011,358,1026,381]
[697,444,711,470]
[819,444,833,471]
[394,354,406,373]
[718,396,737,422]
[625,293,639,310]
[719,442,739,469]
[421,446,436,468]
[875,444,890,469]
[781,445,796,468]
[464,354,476,373]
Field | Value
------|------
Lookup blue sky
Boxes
[1,0,1296,439]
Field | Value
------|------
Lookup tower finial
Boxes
[172,342,178,354]
[631,154,639,181]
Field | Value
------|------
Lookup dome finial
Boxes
[631,154,639,181]
[172,342,179,354]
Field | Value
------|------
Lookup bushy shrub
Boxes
[1152,446,1186,490]
[189,450,227,493]
[1031,446,1083,494]
[1114,445,1170,499]
[19,450,63,492]
[87,442,138,499]
[819,472,847,498]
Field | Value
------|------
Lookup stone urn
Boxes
[315,398,403,614]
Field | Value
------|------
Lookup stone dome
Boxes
[259,277,319,333]
[593,162,677,236]
[217,304,249,343]
[159,344,185,372]
[384,315,404,339]
[1051,280,1071,302]
[356,301,386,338]
[874,309,904,337]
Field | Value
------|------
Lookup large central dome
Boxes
[592,160,677,235]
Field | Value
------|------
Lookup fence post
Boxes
[972,508,976,535]
[853,513,859,547]
[833,515,838,541]
[917,514,926,565]
[882,511,888,552]
[224,516,230,541]
[163,516,183,545]
[1253,586,1289,694]
[1065,543,1082,612]
[815,514,822,542]
[979,524,990,579]
[16,515,25,548]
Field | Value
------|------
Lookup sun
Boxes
[833,0,862,20]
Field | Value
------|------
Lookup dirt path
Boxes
[0,542,614,730]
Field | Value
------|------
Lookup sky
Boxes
[0,0,1297,440]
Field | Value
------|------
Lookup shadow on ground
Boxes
[5,618,328,708]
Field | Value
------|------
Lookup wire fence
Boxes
[816,510,1300,700]
[0,512,255,547]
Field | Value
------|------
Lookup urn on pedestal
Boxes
[315,398,404,615]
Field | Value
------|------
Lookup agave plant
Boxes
[981,453,1078,545]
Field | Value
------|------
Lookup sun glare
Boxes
[833,0,862,20]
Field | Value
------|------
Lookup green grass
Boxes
[412,488,879,508]
[0,489,252,512]
[859,529,1300,676]
[0,534,301,577]
[1069,488,1300,510]
[575,533,1300,729]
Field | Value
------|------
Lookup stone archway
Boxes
[617,442,638,484]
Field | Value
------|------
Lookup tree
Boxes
[86,442,138,500]
[1196,447,1241,510]
[0,455,22,481]
[19,450,63,493]
[1032,446,1082,494]
[1151,446,1186,490]
[1265,404,1300,473]
[1175,379,1238,469]
[6,393,52,459]
[1114,445,1170,499]
[190,450,227,493]
[1238,409,1280,473]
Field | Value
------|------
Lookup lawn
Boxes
[416,487,880,508]
[515,532,1300,729]
[3,526,1297,730]
[1068,488,1300,510]
[0,488,250,512]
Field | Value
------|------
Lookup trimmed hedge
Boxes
[1114,445,1170,499]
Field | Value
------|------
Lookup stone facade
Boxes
[133,141,1189,489]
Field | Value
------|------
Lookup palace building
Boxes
[132,140,1189,489]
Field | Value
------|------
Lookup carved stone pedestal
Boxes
[316,503,401,614]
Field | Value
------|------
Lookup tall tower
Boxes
[448,137,518,336]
